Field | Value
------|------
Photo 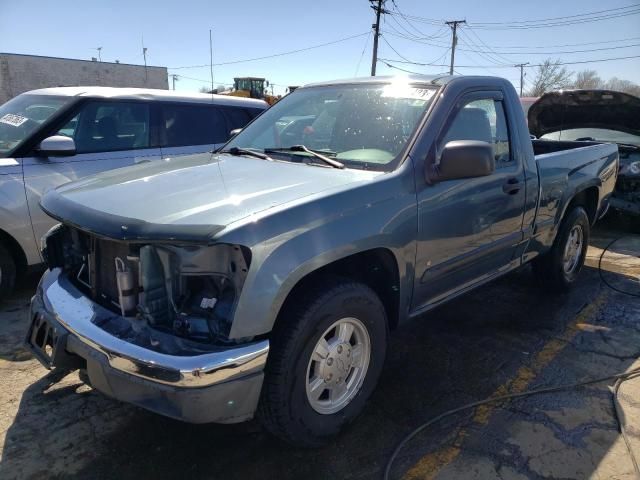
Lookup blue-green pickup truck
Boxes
[27,75,618,446]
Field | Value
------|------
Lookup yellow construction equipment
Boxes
[223,77,279,105]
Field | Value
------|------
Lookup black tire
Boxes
[533,206,590,292]
[258,279,388,447]
[0,243,16,302]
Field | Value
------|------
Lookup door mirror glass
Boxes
[36,135,76,156]
[436,140,495,181]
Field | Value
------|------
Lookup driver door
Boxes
[412,91,526,310]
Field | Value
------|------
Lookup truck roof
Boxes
[301,74,507,89]
[22,86,269,108]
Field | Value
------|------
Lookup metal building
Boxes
[0,53,168,104]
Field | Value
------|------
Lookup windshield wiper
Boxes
[220,146,273,161]
[264,145,344,169]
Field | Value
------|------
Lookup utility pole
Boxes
[209,29,214,93]
[445,20,465,75]
[171,74,179,90]
[515,63,529,96]
[370,0,385,76]
[141,35,148,85]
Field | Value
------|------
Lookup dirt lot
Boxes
[1,219,639,480]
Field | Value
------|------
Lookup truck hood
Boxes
[528,89,640,139]
[41,152,380,243]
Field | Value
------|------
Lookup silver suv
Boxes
[0,87,267,298]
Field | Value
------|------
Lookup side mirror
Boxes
[229,128,242,139]
[434,140,494,181]
[36,135,76,157]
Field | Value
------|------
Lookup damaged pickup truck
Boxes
[27,75,618,446]
[528,89,640,227]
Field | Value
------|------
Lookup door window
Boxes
[442,97,512,167]
[223,107,252,131]
[57,102,151,154]
[160,104,228,147]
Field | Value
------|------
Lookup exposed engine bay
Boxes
[613,147,640,217]
[42,224,251,346]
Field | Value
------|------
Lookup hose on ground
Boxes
[385,235,640,480]
[383,367,640,480]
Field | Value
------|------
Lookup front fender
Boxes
[225,174,417,339]
[0,163,39,266]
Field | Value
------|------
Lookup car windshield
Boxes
[0,94,73,157]
[540,128,640,146]
[224,82,437,171]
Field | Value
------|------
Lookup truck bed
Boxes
[532,140,618,244]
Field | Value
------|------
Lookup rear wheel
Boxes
[0,243,16,302]
[258,280,387,447]
[533,206,590,291]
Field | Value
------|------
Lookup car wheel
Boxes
[0,243,16,302]
[533,206,590,292]
[258,279,387,447]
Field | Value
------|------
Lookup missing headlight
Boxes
[138,243,250,344]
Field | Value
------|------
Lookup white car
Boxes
[0,87,267,298]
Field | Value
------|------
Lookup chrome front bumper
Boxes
[27,269,269,423]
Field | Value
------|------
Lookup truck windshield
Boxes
[224,82,437,171]
[0,94,73,157]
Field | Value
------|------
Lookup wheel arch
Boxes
[564,185,599,226]
[273,248,402,333]
[0,227,28,275]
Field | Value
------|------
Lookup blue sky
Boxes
[1,0,639,95]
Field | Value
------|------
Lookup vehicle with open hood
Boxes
[528,89,640,226]
[26,75,617,446]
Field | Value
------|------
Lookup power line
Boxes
[471,4,640,26]
[457,28,514,66]
[385,28,640,51]
[387,1,448,40]
[169,32,369,69]
[470,8,640,30]
[384,4,640,30]
[459,38,640,55]
[463,27,517,64]
[355,31,372,76]
[388,24,640,59]
[380,53,640,68]
[381,36,416,64]
[455,35,640,50]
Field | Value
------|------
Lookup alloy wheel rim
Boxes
[563,225,584,274]
[305,317,371,415]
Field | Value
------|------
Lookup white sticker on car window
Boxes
[0,113,29,127]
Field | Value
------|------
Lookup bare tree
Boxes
[573,70,603,89]
[526,59,573,96]
[604,77,640,97]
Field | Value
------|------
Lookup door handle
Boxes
[502,177,522,195]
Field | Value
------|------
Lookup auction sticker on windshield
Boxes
[0,113,29,127]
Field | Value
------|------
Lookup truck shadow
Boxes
[1,257,639,479]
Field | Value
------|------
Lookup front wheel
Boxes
[258,280,387,447]
[533,206,590,291]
